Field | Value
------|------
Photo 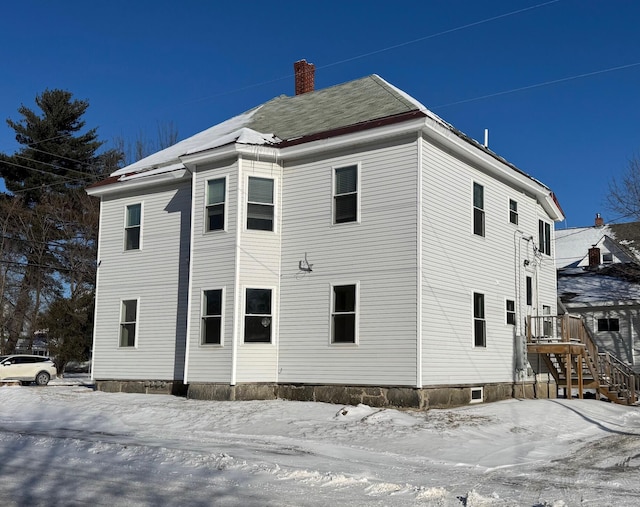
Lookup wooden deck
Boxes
[527,315,639,405]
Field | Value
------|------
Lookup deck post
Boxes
[577,352,583,399]
[565,352,572,399]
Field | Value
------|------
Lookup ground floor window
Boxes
[473,292,486,347]
[597,318,620,332]
[244,288,272,343]
[332,284,357,343]
[120,299,138,347]
[202,289,223,344]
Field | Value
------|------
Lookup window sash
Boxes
[539,220,551,255]
[332,285,356,343]
[248,177,273,204]
[473,292,486,347]
[473,183,484,236]
[506,299,516,325]
[598,318,620,332]
[334,166,358,224]
[526,276,533,306]
[244,289,272,343]
[247,178,274,231]
[202,290,222,344]
[206,179,225,231]
[120,300,137,347]
[509,199,518,225]
[125,204,141,250]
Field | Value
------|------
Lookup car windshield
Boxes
[0,356,6,362]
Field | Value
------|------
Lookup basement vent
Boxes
[470,387,483,404]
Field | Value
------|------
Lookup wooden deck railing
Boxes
[527,314,639,405]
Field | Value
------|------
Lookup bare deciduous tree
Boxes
[607,156,640,220]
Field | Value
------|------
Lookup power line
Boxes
[434,62,640,109]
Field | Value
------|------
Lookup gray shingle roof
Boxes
[246,75,420,141]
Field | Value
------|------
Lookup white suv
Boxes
[0,355,57,385]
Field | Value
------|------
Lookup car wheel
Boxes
[35,371,50,386]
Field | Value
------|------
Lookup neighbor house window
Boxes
[597,318,620,332]
[125,203,141,250]
[473,182,485,236]
[247,177,274,231]
[206,178,226,231]
[334,165,358,224]
[202,289,223,344]
[332,284,357,343]
[538,220,551,255]
[244,288,272,342]
[473,292,486,347]
[506,299,516,325]
[526,276,533,306]
[120,299,138,347]
[509,199,518,225]
[603,252,613,263]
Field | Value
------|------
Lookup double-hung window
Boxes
[125,204,141,250]
[244,288,272,343]
[334,165,358,224]
[506,299,516,325]
[247,177,274,231]
[473,183,485,236]
[206,178,225,231]
[202,290,223,344]
[473,292,486,347]
[120,299,138,347]
[331,284,357,343]
[509,199,518,225]
[538,220,551,255]
[526,276,533,306]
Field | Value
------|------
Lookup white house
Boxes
[556,216,640,372]
[87,61,564,407]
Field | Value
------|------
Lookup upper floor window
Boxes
[247,177,274,231]
[473,292,486,347]
[244,288,272,342]
[538,220,551,255]
[597,318,619,332]
[202,289,223,345]
[334,165,358,224]
[473,182,485,236]
[509,199,518,225]
[206,178,226,231]
[332,284,357,343]
[120,299,138,347]
[125,203,141,250]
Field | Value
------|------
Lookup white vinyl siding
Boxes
[420,137,558,385]
[92,180,191,381]
[278,135,418,386]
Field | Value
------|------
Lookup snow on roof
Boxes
[559,270,640,304]
[110,108,262,177]
[555,225,612,269]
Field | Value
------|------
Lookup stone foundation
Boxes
[94,379,556,408]
[95,379,187,396]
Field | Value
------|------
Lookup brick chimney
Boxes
[595,213,604,227]
[294,59,315,95]
[588,245,601,269]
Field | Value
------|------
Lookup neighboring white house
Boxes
[87,61,564,407]
[556,216,640,372]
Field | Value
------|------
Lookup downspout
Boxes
[231,156,243,386]
[416,133,423,389]
[183,166,196,383]
[275,156,283,384]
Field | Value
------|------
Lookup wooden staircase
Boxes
[527,314,640,405]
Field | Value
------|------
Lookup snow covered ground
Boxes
[1,379,639,506]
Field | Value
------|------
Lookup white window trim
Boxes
[204,176,228,233]
[245,175,277,233]
[241,285,276,345]
[331,163,361,226]
[472,290,486,348]
[508,198,518,225]
[200,287,225,347]
[470,387,484,404]
[329,281,360,346]
[472,181,485,237]
[505,297,516,326]
[123,202,143,252]
[119,297,139,348]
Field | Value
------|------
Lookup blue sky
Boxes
[1,0,639,228]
